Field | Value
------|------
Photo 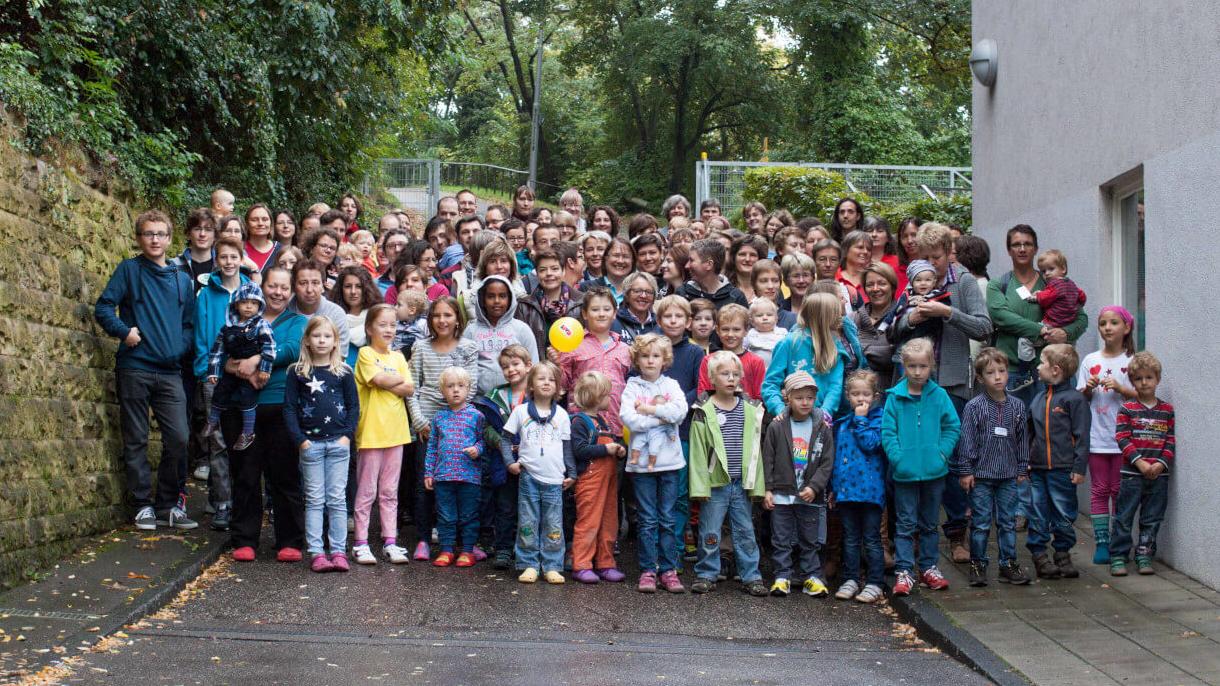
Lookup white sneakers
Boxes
[352,544,377,565]
[384,544,409,564]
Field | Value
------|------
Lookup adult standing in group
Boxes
[837,230,874,306]
[743,201,768,237]
[632,233,666,284]
[300,225,341,291]
[273,210,297,247]
[339,193,362,237]
[94,210,197,530]
[894,217,922,293]
[863,216,902,279]
[727,234,768,302]
[611,272,661,345]
[851,261,901,387]
[660,194,691,224]
[244,204,280,272]
[511,185,534,222]
[588,206,620,237]
[222,265,307,561]
[830,198,865,241]
[375,226,412,296]
[581,235,635,304]
[289,261,351,360]
[581,230,612,281]
[891,222,992,564]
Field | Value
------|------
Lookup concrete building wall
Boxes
[972,1,1220,588]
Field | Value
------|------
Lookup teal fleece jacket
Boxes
[880,379,961,483]
[193,271,251,377]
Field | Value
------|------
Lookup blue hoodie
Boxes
[761,317,864,419]
[94,255,195,372]
[881,378,961,483]
[193,271,252,377]
[831,406,886,506]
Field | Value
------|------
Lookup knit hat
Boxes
[906,259,935,283]
[782,370,818,395]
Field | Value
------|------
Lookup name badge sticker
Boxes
[994,426,1009,437]
[1015,285,1032,300]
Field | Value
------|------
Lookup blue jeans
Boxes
[1007,368,1041,519]
[943,394,970,538]
[839,502,884,586]
[894,478,945,573]
[436,481,481,553]
[1109,475,1169,561]
[672,440,691,559]
[695,480,761,583]
[633,470,680,573]
[516,473,565,572]
[969,478,1019,565]
[1026,469,1078,555]
[300,438,350,555]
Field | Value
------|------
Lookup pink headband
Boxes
[1099,305,1134,329]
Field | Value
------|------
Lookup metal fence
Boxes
[364,159,563,216]
[695,160,973,218]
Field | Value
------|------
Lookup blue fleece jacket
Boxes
[94,256,195,372]
[831,407,886,506]
[194,271,252,377]
[880,379,961,483]
[761,317,863,419]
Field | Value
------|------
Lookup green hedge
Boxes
[742,166,972,231]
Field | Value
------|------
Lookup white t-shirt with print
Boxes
[504,403,571,485]
[1075,351,1132,454]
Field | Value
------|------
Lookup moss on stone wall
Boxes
[0,138,145,588]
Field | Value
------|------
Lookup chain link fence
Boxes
[695,160,972,218]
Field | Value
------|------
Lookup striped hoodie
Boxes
[1115,399,1175,477]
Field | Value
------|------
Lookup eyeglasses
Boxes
[140,232,171,240]
[627,288,654,297]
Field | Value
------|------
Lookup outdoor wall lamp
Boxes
[970,39,998,87]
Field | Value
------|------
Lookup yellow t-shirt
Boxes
[355,346,413,448]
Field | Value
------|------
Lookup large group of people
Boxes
[93,184,1175,602]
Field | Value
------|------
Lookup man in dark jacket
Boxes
[94,210,198,532]
[675,238,748,310]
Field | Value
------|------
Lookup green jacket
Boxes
[986,272,1088,370]
[880,379,961,483]
[689,395,765,499]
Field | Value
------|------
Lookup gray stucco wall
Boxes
[972,1,1220,589]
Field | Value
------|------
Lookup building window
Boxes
[1115,188,1146,350]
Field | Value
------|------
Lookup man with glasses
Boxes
[95,210,198,531]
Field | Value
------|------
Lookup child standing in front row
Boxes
[353,304,414,565]
[621,334,689,593]
[689,351,769,597]
[762,371,834,599]
[955,348,1031,587]
[1077,306,1136,564]
[569,372,628,585]
[502,362,577,585]
[482,345,534,570]
[1110,351,1175,577]
[284,316,359,573]
[425,366,486,568]
[831,370,887,603]
[1027,343,1091,580]
[882,338,961,597]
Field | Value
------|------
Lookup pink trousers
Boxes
[1089,452,1123,515]
[354,445,403,542]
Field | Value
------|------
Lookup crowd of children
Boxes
[94,188,1178,606]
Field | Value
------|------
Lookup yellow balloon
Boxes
[549,317,585,353]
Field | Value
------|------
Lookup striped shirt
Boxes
[716,399,745,479]
[407,338,480,433]
[954,392,1029,479]
[1116,399,1175,477]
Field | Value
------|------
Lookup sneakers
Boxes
[968,561,988,587]
[855,584,884,603]
[690,579,716,594]
[193,464,210,481]
[544,571,565,584]
[659,570,685,593]
[802,577,829,597]
[493,551,512,570]
[745,580,770,597]
[1136,556,1155,575]
[1054,551,1079,578]
[596,568,626,583]
[949,534,970,564]
[1110,559,1129,576]
[232,546,256,562]
[518,567,539,583]
[211,505,231,531]
[573,569,600,584]
[998,562,1031,585]
[276,547,302,563]
[433,551,454,567]
[1033,553,1061,579]
[834,579,860,600]
[330,553,350,572]
[311,554,334,573]
[353,544,377,565]
[134,506,157,531]
[385,544,410,564]
[771,578,791,597]
[158,506,199,530]
[637,571,658,593]
[413,541,431,561]
[233,432,256,451]
[471,546,488,562]
[892,570,915,596]
[455,552,476,568]
[921,567,950,590]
